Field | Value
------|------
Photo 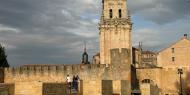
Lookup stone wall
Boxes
[83,80,102,95]
[110,48,131,94]
[2,48,131,95]
[137,67,190,95]
[43,83,67,95]
[4,64,107,95]
[136,68,162,89]
[0,83,14,95]
[161,67,190,95]
[140,83,160,95]
[110,48,131,80]
[15,82,42,95]
[157,38,190,68]
[4,64,107,83]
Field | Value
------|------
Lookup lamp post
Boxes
[178,68,183,95]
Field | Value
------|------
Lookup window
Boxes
[172,57,175,62]
[172,48,175,53]
[142,79,151,83]
[109,9,113,18]
[119,9,122,18]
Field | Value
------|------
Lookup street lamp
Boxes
[178,68,183,95]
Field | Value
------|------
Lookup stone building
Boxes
[157,34,190,68]
[136,34,190,95]
[132,43,157,69]
[0,0,190,95]
[141,50,157,67]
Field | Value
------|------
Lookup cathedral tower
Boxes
[99,0,132,64]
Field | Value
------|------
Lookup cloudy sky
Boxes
[0,0,190,66]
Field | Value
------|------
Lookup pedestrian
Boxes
[75,75,80,91]
[72,75,76,89]
[66,74,72,94]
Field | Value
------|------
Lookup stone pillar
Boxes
[0,83,14,95]
[121,80,131,95]
[112,80,121,95]
[83,80,102,95]
[15,82,42,95]
[79,80,83,95]
[102,80,113,95]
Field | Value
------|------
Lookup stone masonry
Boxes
[2,48,131,95]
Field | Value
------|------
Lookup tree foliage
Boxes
[0,44,9,67]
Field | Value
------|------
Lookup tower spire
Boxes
[81,41,89,64]
[84,41,86,52]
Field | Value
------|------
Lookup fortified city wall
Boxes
[1,48,131,95]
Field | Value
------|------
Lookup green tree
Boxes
[0,44,9,67]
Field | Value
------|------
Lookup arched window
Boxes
[119,9,122,18]
[172,57,175,62]
[172,48,175,53]
[142,79,151,83]
[109,9,113,18]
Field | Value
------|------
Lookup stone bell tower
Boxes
[99,0,132,64]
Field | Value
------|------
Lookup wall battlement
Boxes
[111,48,130,64]
[4,64,107,82]
[5,64,106,74]
[4,48,131,83]
[110,48,131,71]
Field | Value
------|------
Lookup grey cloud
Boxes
[0,0,190,67]
[128,0,190,24]
[0,0,100,66]
[4,32,98,66]
[132,19,190,52]
[0,24,21,33]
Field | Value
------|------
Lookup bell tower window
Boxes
[109,9,113,18]
[172,57,175,62]
[172,48,175,53]
[119,9,122,18]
